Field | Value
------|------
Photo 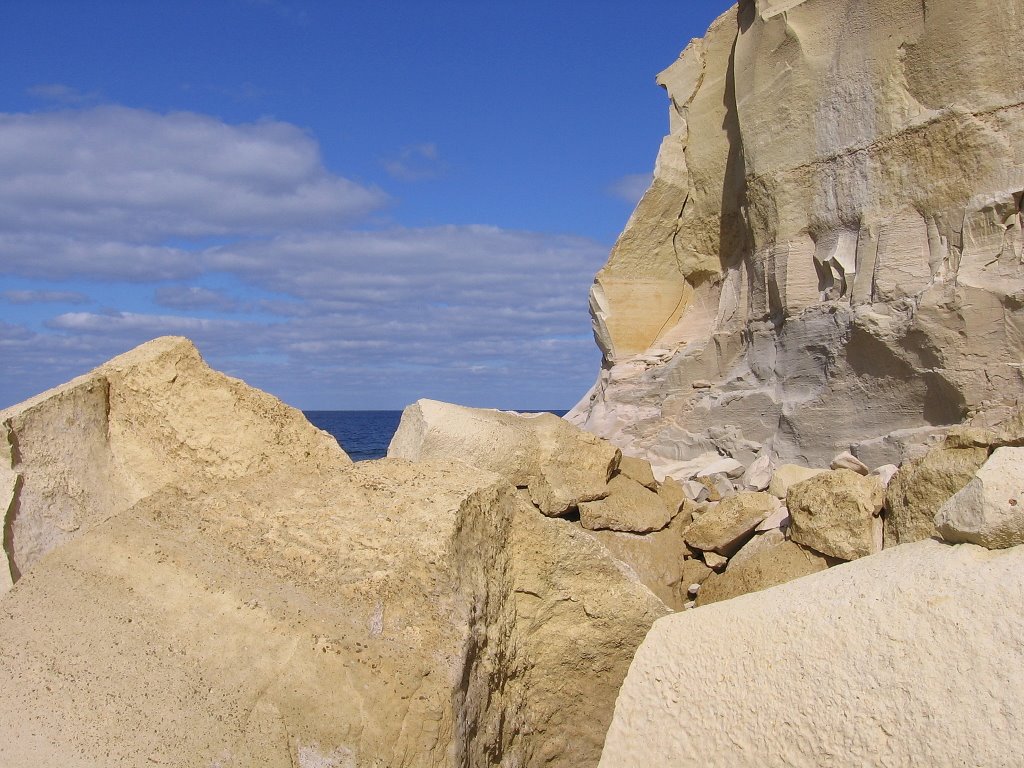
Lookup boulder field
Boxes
[0,338,667,767]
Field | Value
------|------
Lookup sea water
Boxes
[304,409,568,461]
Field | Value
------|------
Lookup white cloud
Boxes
[0,107,387,252]
[26,83,100,105]
[0,106,608,409]
[607,172,651,205]
[383,143,445,182]
[154,285,240,312]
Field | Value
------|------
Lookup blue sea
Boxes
[304,410,568,462]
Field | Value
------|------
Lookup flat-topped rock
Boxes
[580,475,673,534]
[389,399,620,516]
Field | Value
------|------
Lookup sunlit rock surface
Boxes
[0,340,665,767]
[570,0,1024,472]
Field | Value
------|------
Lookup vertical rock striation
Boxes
[571,0,1024,471]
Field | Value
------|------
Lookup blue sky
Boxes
[0,0,732,410]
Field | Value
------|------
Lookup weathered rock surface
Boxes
[0,340,667,767]
[618,455,657,489]
[579,475,673,533]
[884,444,988,547]
[788,470,884,561]
[569,0,1024,474]
[935,447,1024,549]
[389,399,620,516]
[695,539,830,607]
[683,492,778,555]
[0,336,346,591]
[601,539,1024,767]
[767,464,827,499]
[588,512,690,610]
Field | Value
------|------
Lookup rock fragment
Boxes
[579,475,673,534]
[683,492,779,556]
[788,470,884,561]
[935,447,1024,549]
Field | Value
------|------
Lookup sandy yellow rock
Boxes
[600,539,1024,767]
[579,475,673,534]
[683,492,779,556]
[788,470,884,561]
[695,539,830,607]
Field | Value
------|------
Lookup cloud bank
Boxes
[0,106,606,410]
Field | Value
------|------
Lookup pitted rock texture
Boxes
[601,539,1024,767]
[569,0,1024,474]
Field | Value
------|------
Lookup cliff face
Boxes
[571,0,1024,470]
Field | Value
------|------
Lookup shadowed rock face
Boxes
[570,0,1024,472]
[0,339,666,767]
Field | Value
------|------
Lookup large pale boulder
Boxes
[694,539,830,607]
[788,470,884,560]
[935,447,1024,549]
[0,336,346,591]
[683,492,778,555]
[884,444,988,547]
[579,475,672,534]
[601,539,1024,767]
[388,399,620,516]
[570,0,1024,471]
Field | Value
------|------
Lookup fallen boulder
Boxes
[579,475,673,534]
[694,539,830,607]
[683,492,779,556]
[884,445,988,547]
[788,469,884,560]
[601,539,1024,767]
[388,399,620,516]
[935,447,1024,549]
[0,336,346,590]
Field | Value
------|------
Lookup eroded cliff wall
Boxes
[571,0,1024,471]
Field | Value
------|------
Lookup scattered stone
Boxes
[678,558,714,594]
[588,513,691,610]
[691,380,713,389]
[788,470,884,561]
[695,540,831,607]
[726,528,787,571]
[870,464,899,487]
[681,480,709,502]
[696,456,744,479]
[767,465,827,499]
[755,506,790,532]
[884,445,988,547]
[618,455,658,490]
[687,583,701,598]
[684,492,780,556]
[741,454,774,491]
[657,476,688,518]
[830,451,870,475]
[934,447,1024,549]
[702,551,729,572]
[580,475,673,534]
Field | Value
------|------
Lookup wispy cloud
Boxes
[607,172,651,205]
[383,143,446,182]
[154,285,240,312]
[2,290,90,305]
[26,83,101,105]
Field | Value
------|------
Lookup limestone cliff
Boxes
[570,0,1024,471]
